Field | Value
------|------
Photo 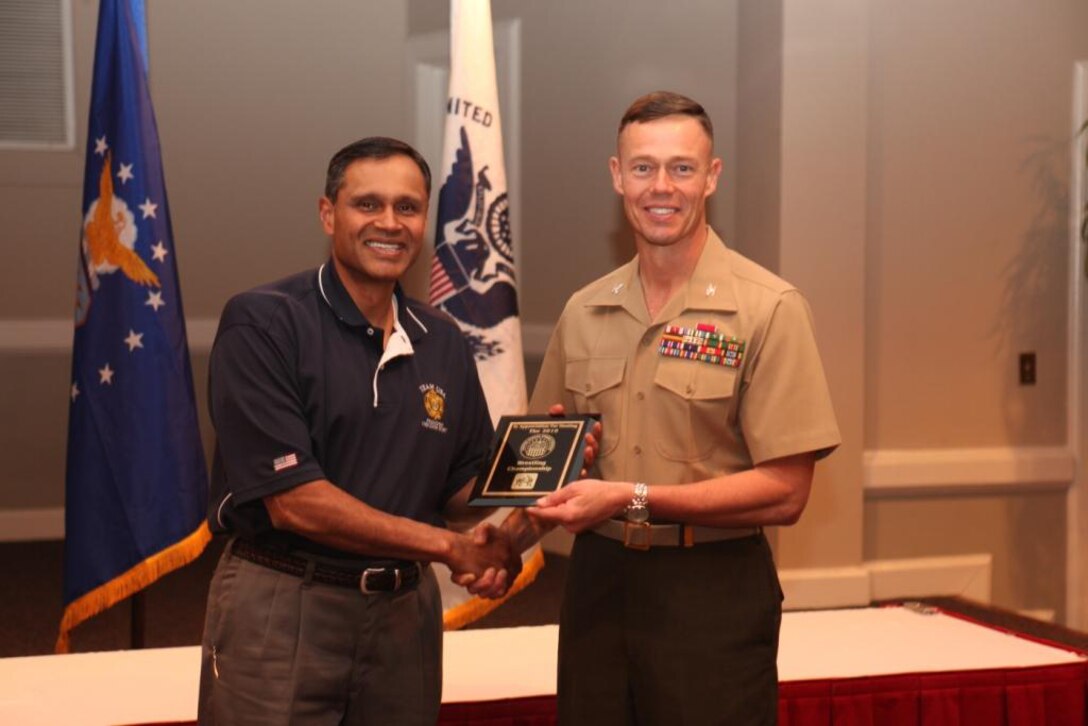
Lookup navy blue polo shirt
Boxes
[206,262,494,557]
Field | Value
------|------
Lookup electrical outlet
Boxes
[1019,352,1036,385]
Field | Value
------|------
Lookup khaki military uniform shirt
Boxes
[530,229,840,486]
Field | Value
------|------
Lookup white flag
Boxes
[429,0,542,630]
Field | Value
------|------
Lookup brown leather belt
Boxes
[592,519,759,550]
[230,538,421,594]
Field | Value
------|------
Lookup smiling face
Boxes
[319,154,429,293]
[609,115,721,252]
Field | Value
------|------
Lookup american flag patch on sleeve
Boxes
[272,453,299,472]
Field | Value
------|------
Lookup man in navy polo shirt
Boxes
[197,137,522,725]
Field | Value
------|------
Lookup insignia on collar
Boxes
[611,283,625,295]
[659,323,745,368]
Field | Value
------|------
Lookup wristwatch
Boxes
[625,482,649,524]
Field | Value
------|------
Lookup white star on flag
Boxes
[145,290,165,311]
[98,363,115,385]
[139,198,158,219]
[124,329,144,352]
[117,163,134,184]
[94,136,108,156]
[151,241,169,262]
[71,382,80,402]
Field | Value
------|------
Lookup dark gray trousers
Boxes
[558,531,782,726]
[197,543,442,725]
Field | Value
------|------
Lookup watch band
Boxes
[625,482,649,523]
[624,482,651,548]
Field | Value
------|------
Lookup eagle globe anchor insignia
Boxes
[431,126,518,361]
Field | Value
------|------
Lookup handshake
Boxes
[446,521,523,600]
[442,404,602,601]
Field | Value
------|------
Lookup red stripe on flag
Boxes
[429,256,456,305]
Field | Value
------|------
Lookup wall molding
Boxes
[779,553,992,611]
[0,318,554,357]
[864,446,1074,497]
[0,507,64,542]
[0,317,219,354]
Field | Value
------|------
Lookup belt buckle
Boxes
[623,522,652,550]
[360,567,398,595]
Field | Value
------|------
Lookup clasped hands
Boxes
[447,523,521,599]
[448,485,616,599]
[449,404,605,599]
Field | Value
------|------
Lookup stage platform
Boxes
[1,604,1084,725]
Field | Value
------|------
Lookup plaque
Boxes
[469,415,597,507]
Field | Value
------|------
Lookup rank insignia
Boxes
[659,323,745,368]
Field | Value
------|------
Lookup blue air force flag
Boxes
[59,0,209,652]
[429,0,541,630]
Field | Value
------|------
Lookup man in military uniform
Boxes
[528,92,841,724]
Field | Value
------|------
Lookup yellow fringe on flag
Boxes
[442,545,546,631]
[55,521,212,653]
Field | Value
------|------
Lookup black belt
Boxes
[230,538,421,594]
[592,519,759,549]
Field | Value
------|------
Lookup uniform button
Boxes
[635,391,645,401]
[685,384,694,395]
[633,445,642,455]
[366,327,375,336]
[584,383,592,392]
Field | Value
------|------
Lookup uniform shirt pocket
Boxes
[565,357,625,456]
[652,359,740,462]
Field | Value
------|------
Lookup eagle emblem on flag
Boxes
[429,126,519,360]
[83,154,160,290]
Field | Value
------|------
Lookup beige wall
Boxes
[860,0,1088,622]
[865,492,1068,620]
[1,0,1085,623]
[865,0,1082,449]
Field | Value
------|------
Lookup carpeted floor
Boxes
[0,538,568,658]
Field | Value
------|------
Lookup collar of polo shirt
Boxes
[317,261,430,407]
[316,261,429,343]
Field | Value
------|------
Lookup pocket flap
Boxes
[653,360,738,400]
[565,357,626,397]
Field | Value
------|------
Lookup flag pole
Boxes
[130,591,145,649]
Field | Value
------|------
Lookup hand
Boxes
[528,479,629,533]
[548,403,601,476]
[448,523,520,599]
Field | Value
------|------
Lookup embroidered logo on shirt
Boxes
[272,453,299,472]
[420,383,448,433]
[659,323,745,368]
